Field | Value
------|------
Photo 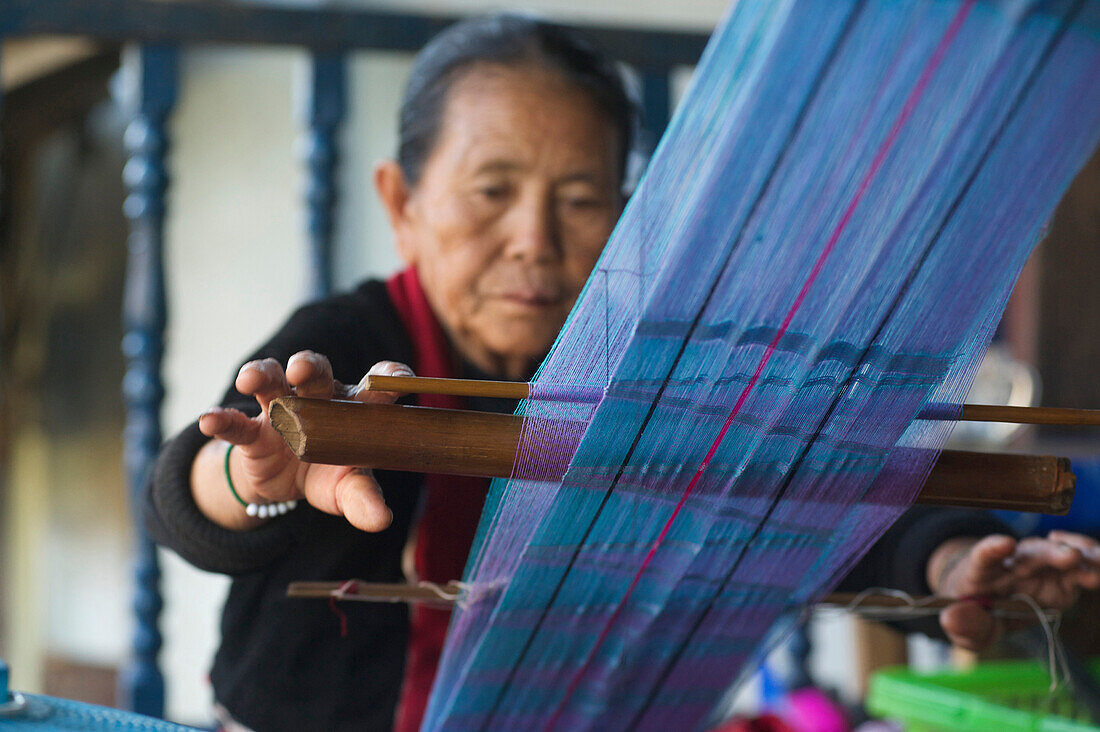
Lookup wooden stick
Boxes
[269,397,1075,514]
[365,374,531,400]
[286,580,1047,617]
[271,399,533,478]
[288,580,463,607]
[821,592,1048,617]
[364,375,1100,426]
[958,403,1100,426]
[915,450,1074,514]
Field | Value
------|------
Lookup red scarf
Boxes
[386,268,490,732]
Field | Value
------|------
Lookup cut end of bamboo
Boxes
[270,397,306,456]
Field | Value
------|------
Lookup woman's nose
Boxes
[505,195,558,261]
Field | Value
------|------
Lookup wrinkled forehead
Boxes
[428,62,623,180]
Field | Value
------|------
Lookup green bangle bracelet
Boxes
[224,444,248,507]
[224,443,299,519]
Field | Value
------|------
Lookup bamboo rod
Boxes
[364,375,1100,426]
[958,404,1100,426]
[271,398,532,478]
[285,580,1047,617]
[365,374,531,400]
[268,397,1075,514]
[915,450,1074,514]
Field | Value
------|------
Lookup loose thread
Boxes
[819,588,1066,693]
[329,580,359,638]
[422,580,467,604]
[825,587,945,622]
[956,594,993,611]
[1012,593,1068,695]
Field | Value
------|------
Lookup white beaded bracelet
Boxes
[225,444,299,519]
[244,500,298,519]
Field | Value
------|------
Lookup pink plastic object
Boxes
[785,688,850,732]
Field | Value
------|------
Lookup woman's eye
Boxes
[562,196,603,211]
[477,185,509,201]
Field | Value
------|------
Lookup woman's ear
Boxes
[374,160,418,266]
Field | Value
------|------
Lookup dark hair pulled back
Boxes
[398,14,635,188]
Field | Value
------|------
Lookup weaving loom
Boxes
[276,0,1100,729]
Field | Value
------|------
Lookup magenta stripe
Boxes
[542,4,974,728]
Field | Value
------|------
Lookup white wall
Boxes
[158,43,419,721]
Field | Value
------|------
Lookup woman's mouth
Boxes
[497,289,561,308]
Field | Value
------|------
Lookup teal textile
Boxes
[425,1,1100,730]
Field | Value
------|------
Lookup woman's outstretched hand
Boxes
[929,531,1100,651]
[193,352,413,532]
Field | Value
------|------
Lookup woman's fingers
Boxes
[1072,567,1100,591]
[286,351,336,398]
[303,465,393,532]
[335,471,393,532]
[198,406,262,444]
[933,531,1100,648]
[940,601,1000,652]
[345,360,416,405]
[951,535,1017,591]
[1033,531,1100,598]
[1009,537,1084,578]
[1047,530,1100,565]
[224,354,409,532]
[236,358,291,413]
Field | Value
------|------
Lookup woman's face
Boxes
[377,64,623,380]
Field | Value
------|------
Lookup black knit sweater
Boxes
[144,279,1008,731]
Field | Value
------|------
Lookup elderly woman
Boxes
[146,14,1100,732]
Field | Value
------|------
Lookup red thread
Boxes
[957,595,994,611]
[543,4,975,727]
[329,580,359,638]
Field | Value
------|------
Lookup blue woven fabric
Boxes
[425,1,1100,729]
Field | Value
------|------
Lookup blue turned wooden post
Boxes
[0,45,5,381]
[641,69,671,151]
[786,625,813,690]
[118,44,178,718]
[302,51,346,299]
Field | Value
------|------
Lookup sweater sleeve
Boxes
[142,280,414,576]
[144,418,298,575]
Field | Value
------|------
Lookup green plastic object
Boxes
[868,661,1100,732]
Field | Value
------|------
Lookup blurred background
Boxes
[0,0,1097,727]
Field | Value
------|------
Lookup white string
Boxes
[813,587,944,622]
[813,588,1067,693]
[420,581,467,603]
[1011,593,1068,694]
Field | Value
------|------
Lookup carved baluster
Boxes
[786,624,813,690]
[0,47,6,389]
[641,69,671,152]
[302,51,346,299]
[118,44,177,718]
